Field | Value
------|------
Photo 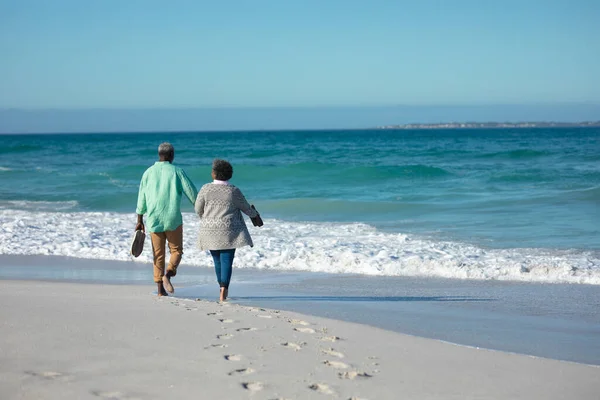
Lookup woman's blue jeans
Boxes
[210,249,236,288]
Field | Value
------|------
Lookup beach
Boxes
[3,0,600,397]
[2,279,599,400]
[1,129,599,398]
[3,254,600,366]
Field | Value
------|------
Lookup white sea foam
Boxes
[0,167,12,172]
[1,210,598,285]
[0,200,79,211]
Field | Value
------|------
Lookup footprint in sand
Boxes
[257,314,272,319]
[228,367,255,376]
[241,382,264,391]
[224,354,242,361]
[207,312,223,316]
[339,371,373,380]
[308,383,335,395]
[236,327,258,332]
[25,371,69,381]
[321,348,345,358]
[294,327,316,334]
[219,318,235,323]
[217,333,234,340]
[281,342,304,351]
[320,335,342,342]
[323,360,350,369]
[90,390,140,400]
[289,319,310,326]
[205,343,228,349]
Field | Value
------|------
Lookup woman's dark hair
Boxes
[212,159,233,181]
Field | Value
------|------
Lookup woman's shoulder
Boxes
[198,183,215,193]
[200,183,239,192]
[228,185,244,194]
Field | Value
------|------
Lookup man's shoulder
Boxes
[145,162,162,171]
[141,164,155,177]
[173,165,192,176]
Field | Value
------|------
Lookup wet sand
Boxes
[1,280,598,399]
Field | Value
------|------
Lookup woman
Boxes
[195,159,259,301]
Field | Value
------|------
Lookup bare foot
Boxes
[219,287,226,302]
[157,283,168,297]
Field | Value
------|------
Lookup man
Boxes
[135,142,198,296]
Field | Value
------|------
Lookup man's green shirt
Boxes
[136,162,198,233]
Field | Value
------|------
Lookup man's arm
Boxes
[135,214,145,232]
[135,173,147,232]
[178,169,198,205]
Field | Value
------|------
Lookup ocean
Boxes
[1,128,599,284]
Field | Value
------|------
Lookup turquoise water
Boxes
[3,129,598,365]
[1,128,599,284]
[1,128,598,249]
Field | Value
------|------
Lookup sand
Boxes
[1,280,598,400]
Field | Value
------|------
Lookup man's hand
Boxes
[135,214,145,232]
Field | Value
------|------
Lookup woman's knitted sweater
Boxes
[194,183,258,250]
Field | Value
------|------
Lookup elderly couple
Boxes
[135,142,260,301]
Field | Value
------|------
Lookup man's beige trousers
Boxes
[150,225,183,283]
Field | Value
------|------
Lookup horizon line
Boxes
[1,122,599,136]
[2,102,600,111]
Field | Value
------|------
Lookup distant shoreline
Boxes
[377,121,600,130]
[1,122,600,135]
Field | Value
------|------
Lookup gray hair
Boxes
[212,159,233,181]
[158,142,174,157]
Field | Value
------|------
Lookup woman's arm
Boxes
[233,187,258,217]
[194,186,206,217]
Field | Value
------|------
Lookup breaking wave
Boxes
[1,210,598,285]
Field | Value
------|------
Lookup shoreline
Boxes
[2,254,600,367]
[1,280,599,399]
[2,276,598,369]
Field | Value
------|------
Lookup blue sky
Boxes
[0,0,599,131]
